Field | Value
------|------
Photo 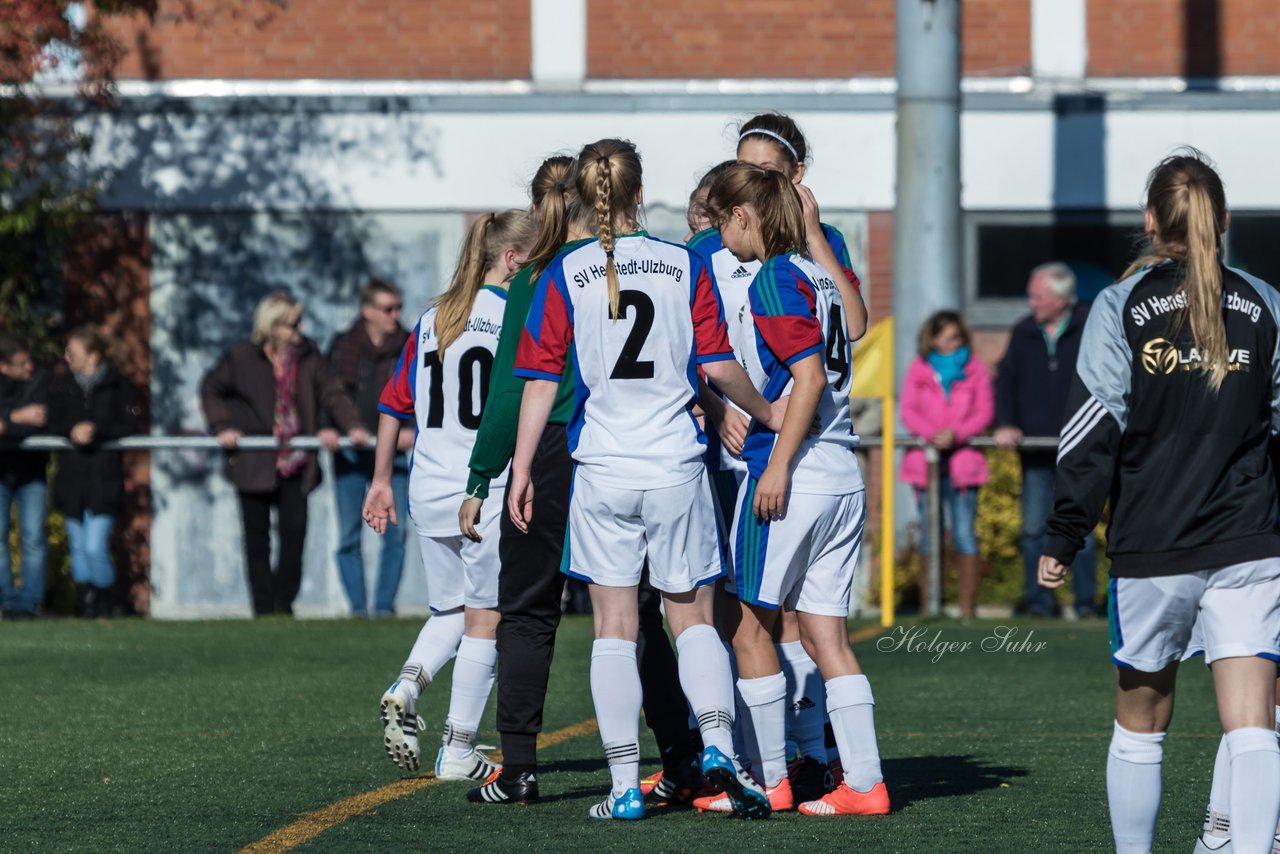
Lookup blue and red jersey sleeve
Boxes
[750,260,823,366]
[690,252,734,364]
[821,223,861,291]
[514,264,574,381]
[378,321,420,419]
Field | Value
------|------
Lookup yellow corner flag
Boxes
[850,317,894,398]
[850,317,896,627]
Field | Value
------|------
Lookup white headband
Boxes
[739,129,799,162]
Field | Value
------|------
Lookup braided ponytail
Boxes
[574,139,642,321]
[595,158,620,317]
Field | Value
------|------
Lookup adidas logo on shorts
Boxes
[732,266,752,279]
[792,696,817,712]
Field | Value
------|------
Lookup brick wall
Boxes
[102,0,1028,80]
[589,0,1029,78]
[105,0,530,80]
[1089,0,1280,77]
[962,0,1033,76]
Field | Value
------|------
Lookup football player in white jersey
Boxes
[691,113,868,801]
[695,163,888,819]
[363,209,534,782]
[510,138,787,821]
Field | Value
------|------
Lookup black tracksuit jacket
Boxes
[1044,260,1280,578]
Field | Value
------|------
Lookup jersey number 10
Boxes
[421,347,494,430]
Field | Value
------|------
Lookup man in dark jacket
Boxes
[0,335,50,619]
[994,262,1098,617]
[200,292,369,616]
[327,278,411,617]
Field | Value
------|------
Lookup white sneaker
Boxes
[1193,834,1232,853]
[434,745,500,781]
[380,681,421,771]
[1190,822,1280,853]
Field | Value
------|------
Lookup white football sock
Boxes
[1226,726,1280,853]
[738,673,787,788]
[725,643,750,767]
[1107,722,1164,854]
[591,638,642,796]
[826,674,883,792]
[675,624,736,758]
[778,641,827,761]
[401,609,465,700]
[1206,734,1231,828]
[442,636,497,758]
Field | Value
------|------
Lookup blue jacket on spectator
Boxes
[994,304,1090,465]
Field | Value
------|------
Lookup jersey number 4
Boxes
[609,290,656,380]
[825,313,850,390]
[421,347,494,430]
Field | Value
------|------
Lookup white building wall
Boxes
[81,86,1280,616]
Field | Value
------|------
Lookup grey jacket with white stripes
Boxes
[1044,259,1280,578]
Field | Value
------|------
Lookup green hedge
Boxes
[880,448,1109,611]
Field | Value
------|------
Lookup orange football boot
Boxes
[798,781,890,816]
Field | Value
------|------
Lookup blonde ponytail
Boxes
[1184,180,1228,389]
[703,163,807,259]
[1128,149,1228,391]
[525,155,574,278]
[435,209,533,353]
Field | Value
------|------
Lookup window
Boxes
[965,211,1144,326]
[1225,215,1280,287]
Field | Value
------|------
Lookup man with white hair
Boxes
[994,262,1098,618]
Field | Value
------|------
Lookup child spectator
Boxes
[900,311,994,618]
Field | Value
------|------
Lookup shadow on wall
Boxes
[70,100,459,616]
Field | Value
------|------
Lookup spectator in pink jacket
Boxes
[900,311,994,618]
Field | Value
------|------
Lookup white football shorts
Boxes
[1111,559,1280,671]
[416,500,501,612]
[563,468,723,593]
[731,480,866,618]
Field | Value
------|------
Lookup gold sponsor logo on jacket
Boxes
[1141,338,1178,375]
[1142,337,1251,375]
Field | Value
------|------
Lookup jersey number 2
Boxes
[609,290,656,380]
[421,347,494,429]
[825,313,850,390]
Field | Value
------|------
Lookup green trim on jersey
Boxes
[753,263,787,318]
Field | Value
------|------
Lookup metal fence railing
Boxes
[7,435,1063,452]
[7,433,1061,617]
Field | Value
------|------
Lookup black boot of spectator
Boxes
[75,584,94,618]
[93,586,114,619]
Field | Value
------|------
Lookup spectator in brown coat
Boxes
[200,291,371,616]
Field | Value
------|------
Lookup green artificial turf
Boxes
[0,616,1223,852]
